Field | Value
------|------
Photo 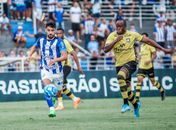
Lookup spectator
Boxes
[96,18,109,50]
[91,0,102,18]
[53,3,65,29]
[87,34,99,70]
[154,49,165,69]
[15,0,26,20]
[70,2,82,42]
[7,49,17,72]
[16,50,28,71]
[165,19,176,48]
[67,29,76,43]
[13,26,26,48]
[108,0,115,17]
[153,19,165,47]
[82,14,95,49]
[108,19,115,33]
[33,0,44,28]
[129,22,137,32]
[24,0,33,21]
[26,28,46,42]
[115,8,124,21]
[0,13,11,35]
[9,0,17,20]
[48,0,57,21]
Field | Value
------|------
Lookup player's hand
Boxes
[78,66,84,74]
[115,35,123,42]
[49,59,55,66]
[162,48,174,54]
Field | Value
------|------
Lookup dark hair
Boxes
[116,19,126,27]
[57,28,64,33]
[142,32,148,37]
[46,22,56,28]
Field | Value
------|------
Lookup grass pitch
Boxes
[0,97,176,130]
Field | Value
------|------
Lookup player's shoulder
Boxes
[127,30,140,35]
[108,31,117,37]
[37,37,45,42]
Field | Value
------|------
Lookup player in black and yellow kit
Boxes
[104,19,172,118]
[136,33,165,101]
[55,28,83,110]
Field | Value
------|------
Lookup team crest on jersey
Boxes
[126,38,130,42]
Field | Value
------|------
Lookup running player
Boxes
[136,33,165,101]
[29,22,67,117]
[55,28,83,110]
[104,19,172,118]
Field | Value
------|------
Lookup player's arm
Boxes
[49,51,67,66]
[141,37,172,54]
[104,35,123,53]
[28,45,37,60]
[70,51,83,74]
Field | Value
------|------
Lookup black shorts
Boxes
[71,23,80,32]
[63,65,71,84]
[137,67,154,78]
[116,61,137,81]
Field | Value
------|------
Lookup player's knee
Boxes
[117,74,125,81]
[149,77,155,85]
[137,76,144,83]
[44,84,58,97]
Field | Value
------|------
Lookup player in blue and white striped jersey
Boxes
[29,22,67,117]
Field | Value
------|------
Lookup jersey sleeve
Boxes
[105,32,116,45]
[134,32,143,42]
[57,39,67,52]
[64,39,74,54]
[150,46,156,53]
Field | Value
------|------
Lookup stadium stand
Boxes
[0,0,175,72]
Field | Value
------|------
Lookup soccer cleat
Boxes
[55,105,64,111]
[73,97,81,109]
[48,110,56,117]
[161,91,165,101]
[134,102,141,118]
[121,104,131,113]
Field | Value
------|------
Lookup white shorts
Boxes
[41,68,63,90]
[34,8,42,20]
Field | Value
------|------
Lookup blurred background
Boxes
[0,0,175,72]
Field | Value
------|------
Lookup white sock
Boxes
[58,102,63,106]
[73,97,78,102]
[50,107,55,111]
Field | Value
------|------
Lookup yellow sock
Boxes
[63,88,76,100]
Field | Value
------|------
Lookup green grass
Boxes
[0,97,176,130]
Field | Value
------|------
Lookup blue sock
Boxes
[44,94,53,108]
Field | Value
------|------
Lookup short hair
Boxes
[142,32,148,37]
[57,28,64,33]
[116,19,126,27]
[46,22,55,28]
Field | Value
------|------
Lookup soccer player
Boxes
[104,19,172,118]
[136,33,165,101]
[55,28,83,110]
[29,22,67,117]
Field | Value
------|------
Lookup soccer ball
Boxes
[44,84,58,97]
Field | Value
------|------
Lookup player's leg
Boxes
[56,65,81,110]
[136,69,146,101]
[124,61,140,118]
[117,67,130,113]
[55,90,64,110]
[148,68,165,101]
[43,78,57,117]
